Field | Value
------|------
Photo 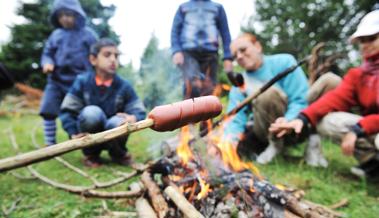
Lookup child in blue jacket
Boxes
[60,38,146,167]
[40,0,97,145]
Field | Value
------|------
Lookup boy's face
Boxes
[90,46,119,75]
[58,9,75,29]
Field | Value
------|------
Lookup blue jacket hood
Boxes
[50,0,86,28]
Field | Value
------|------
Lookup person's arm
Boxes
[59,78,85,137]
[83,27,99,71]
[280,55,309,121]
[216,5,232,61]
[170,6,184,56]
[223,87,249,142]
[302,68,359,126]
[41,31,58,74]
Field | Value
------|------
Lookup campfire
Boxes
[139,124,342,218]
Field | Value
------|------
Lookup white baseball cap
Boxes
[350,10,379,42]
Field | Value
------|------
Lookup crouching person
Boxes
[269,10,379,179]
[223,33,340,167]
[60,38,146,168]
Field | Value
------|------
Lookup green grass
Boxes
[0,110,378,217]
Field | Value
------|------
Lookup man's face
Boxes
[90,46,119,75]
[230,37,263,71]
[358,33,379,59]
[58,10,75,29]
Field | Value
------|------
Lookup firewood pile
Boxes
[136,127,344,218]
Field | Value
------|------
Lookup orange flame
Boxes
[222,84,231,91]
[176,125,194,165]
[196,175,211,199]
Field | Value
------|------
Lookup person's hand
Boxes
[172,52,184,66]
[71,132,88,139]
[341,132,357,156]
[43,64,54,74]
[117,113,137,124]
[269,117,304,138]
[223,60,233,73]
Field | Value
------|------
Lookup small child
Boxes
[40,0,97,145]
[60,38,146,168]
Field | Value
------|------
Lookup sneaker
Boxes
[112,153,134,166]
[256,140,283,164]
[83,156,103,168]
[304,134,328,168]
[350,166,366,178]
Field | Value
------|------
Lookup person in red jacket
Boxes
[269,10,379,179]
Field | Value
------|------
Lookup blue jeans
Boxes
[78,105,128,158]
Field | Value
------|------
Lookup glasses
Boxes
[357,34,379,43]
[232,47,247,59]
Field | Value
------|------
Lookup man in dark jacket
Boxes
[60,38,146,167]
[170,0,233,99]
[40,0,98,146]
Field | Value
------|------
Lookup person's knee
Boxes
[319,72,342,90]
[79,105,106,132]
[105,115,125,130]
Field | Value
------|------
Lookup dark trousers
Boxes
[78,105,128,158]
[178,51,219,99]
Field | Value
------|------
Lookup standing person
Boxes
[269,10,379,178]
[170,0,233,99]
[39,0,97,146]
[60,38,146,168]
[224,33,339,167]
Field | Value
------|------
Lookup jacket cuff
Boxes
[350,124,365,137]
[297,113,310,127]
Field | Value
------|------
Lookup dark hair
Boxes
[90,38,118,56]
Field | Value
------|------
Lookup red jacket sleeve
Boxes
[302,69,359,126]
[359,114,379,135]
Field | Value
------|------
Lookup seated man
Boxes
[60,38,146,167]
[224,33,340,167]
[269,10,379,178]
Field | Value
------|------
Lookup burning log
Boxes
[141,171,169,218]
[0,96,222,172]
[135,197,158,218]
[164,185,204,218]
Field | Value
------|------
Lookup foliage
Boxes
[137,34,181,110]
[243,0,377,72]
[0,0,118,89]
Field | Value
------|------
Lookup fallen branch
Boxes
[140,171,169,218]
[1,197,22,218]
[135,197,158,218]
[329,198,349,210]
[164,185,204,218]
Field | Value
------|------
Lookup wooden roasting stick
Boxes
[0,96,222,172]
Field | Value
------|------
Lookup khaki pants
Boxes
[317,112,378,163]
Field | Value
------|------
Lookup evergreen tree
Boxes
[0,0,118,89]
[243,0,376,65]
[138,34,181,109]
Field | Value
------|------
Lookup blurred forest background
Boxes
[0,0,377,109]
